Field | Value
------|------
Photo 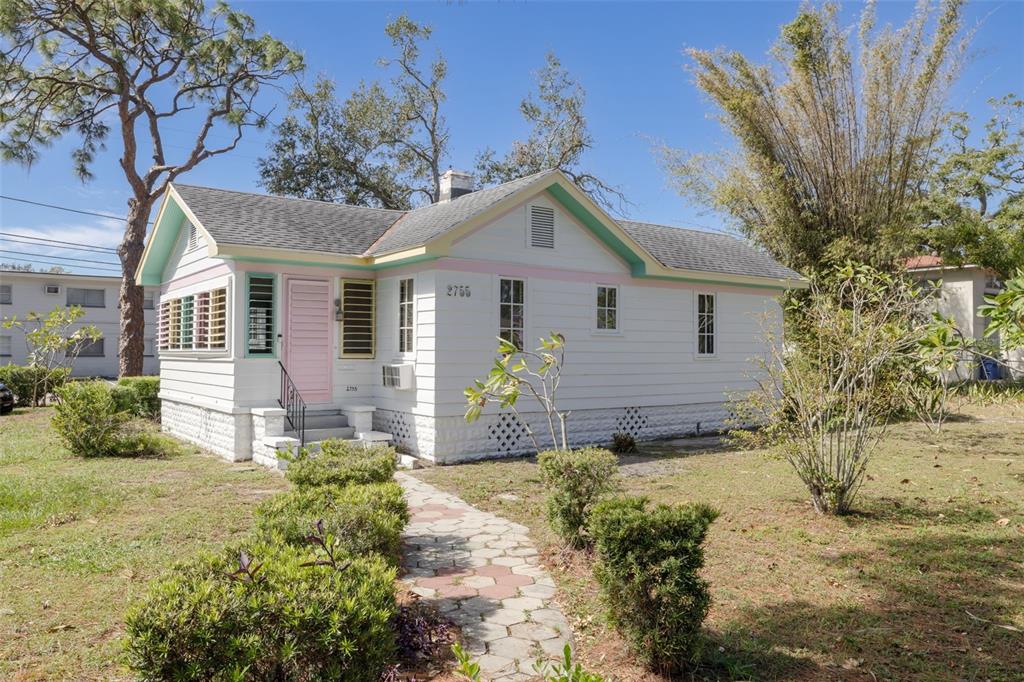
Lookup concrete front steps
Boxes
[251,405,409,471]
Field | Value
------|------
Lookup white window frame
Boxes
[158,284,230,356]
[398,278,415,356]
[0,334,11,357]
[695,291,717,358]
[594,284,620,333]
[66,287,105,308]
[498,277,526,350]
[74,338,105,358]
[0,284,11,305]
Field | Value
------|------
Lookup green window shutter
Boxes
[246,273,276,357]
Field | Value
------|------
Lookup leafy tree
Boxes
[476,52,624,212]
[917,95,1024,277]
[257,76,412,209]
[261,15,448,207]
[0,0,302,376]
[2,305,101,405]
[465,333,570,452]
[662,1,967,274]
[733,264,949,514]
[979,269,1024,351]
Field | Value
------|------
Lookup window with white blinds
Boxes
[529,205,555,248]
[0,284,11,304]
[158,286,228,353]
[398,278,414,354]
[67,287,105,308]
[340,279,375,358]
[0,335,11,357]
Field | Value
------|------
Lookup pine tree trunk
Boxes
[117,197,154,377]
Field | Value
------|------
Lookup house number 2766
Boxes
[447,285,471,297]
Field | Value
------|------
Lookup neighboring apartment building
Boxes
[907,255,1023,380]
[0,270,159,377]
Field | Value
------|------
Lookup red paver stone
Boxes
[495,573,534,588]
[474,564,513,577]
[477,584,518,599]
[437,584,477,599]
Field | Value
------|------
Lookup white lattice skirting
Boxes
[377,402,733,464]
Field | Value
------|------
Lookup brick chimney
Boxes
[438,169,474,203]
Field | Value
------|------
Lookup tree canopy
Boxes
[662,0,967,275]
[0,0,302,375]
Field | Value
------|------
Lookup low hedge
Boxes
[53,381,177,458]
[124,539,398,681]
[286,439,397,489]
[0,363,70,407]
[589,496,719,672]
[254,482,409,565]
[112,376,160,420]
[538,447,619,547]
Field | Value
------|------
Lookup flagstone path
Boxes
[397,472,572,682]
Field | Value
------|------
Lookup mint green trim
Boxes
[245,272,277,359]
[544,184,648,275]
[139,200,186,285]
[221,253,438,271]
[635,273,792,292]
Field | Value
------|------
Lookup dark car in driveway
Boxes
[0,382,14,415]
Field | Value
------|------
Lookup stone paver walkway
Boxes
[396,472,571,682]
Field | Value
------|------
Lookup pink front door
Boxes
[283,277,332,403]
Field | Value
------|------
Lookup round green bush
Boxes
[589,496,719,672]
[113,376,161,420]
[254,482,409,565]
[537,447,619,546]
[124,539,398,681]
[52,381,130,457]
[286,440,397,489]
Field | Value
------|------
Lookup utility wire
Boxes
[0,249,121,267]
[0,194,154,225]
[0,255,121,274]
[0,233,119,254]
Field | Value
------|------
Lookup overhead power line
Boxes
[0,249,121,267]
[0,232,118,254]
[0,255,122,274]
[0,194,154,225]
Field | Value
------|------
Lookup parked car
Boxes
[0,382,13,415]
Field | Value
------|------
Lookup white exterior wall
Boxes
[0,270,158,377]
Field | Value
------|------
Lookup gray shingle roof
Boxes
[618,220,803,281]
[367,169,557,254]
[173,184,402,255]
[169,173,802,283]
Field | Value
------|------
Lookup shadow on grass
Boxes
[717,521,1023,681]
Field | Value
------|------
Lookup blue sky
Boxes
[1,0,1022,274]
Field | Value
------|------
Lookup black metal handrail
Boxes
[278,361,306,447]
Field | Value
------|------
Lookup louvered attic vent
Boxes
[529,205,555,248]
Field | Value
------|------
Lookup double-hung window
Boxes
[596,285,618,331]
[0,335,11,357]
[67,287,104,308]
[74,338,104,358]
[697,293,716,356]
[158,286,228,353]
[398,278,414,354]
[340,279,375,358]
[246,274,275,356]
[499,278,525,350]
[0,284,11,304]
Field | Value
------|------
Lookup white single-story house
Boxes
[907,255,1023,380]
[135,169,805,466]
[0,270,159,377]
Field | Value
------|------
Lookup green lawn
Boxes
[414,402,1024,681]
[0,408,288,681]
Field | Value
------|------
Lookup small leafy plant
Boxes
[611,431,637,453]
[285,439,397,488]
[534,643,606,682]
[537,447,619,547]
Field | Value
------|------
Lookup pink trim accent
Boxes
[161,263,233,295]
[236,262,373,280]
[382,258,778,295]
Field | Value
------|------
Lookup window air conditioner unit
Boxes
[44,284,61,295]
[382,363,414,390]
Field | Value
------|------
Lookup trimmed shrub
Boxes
[537,447,619,546]
[286,439,397,489]
[124,539,398,681]
[589,496,719,672]
[112,376,160,420]
[254,482,408,565]
[52,381,130,457]
[0,364,70,407]
[53,381,176,458]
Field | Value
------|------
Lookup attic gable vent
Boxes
[529,205,555,248]
[186,223,199,252]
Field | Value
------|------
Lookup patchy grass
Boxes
[415,402,1024,681]
[0,408,288,681]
